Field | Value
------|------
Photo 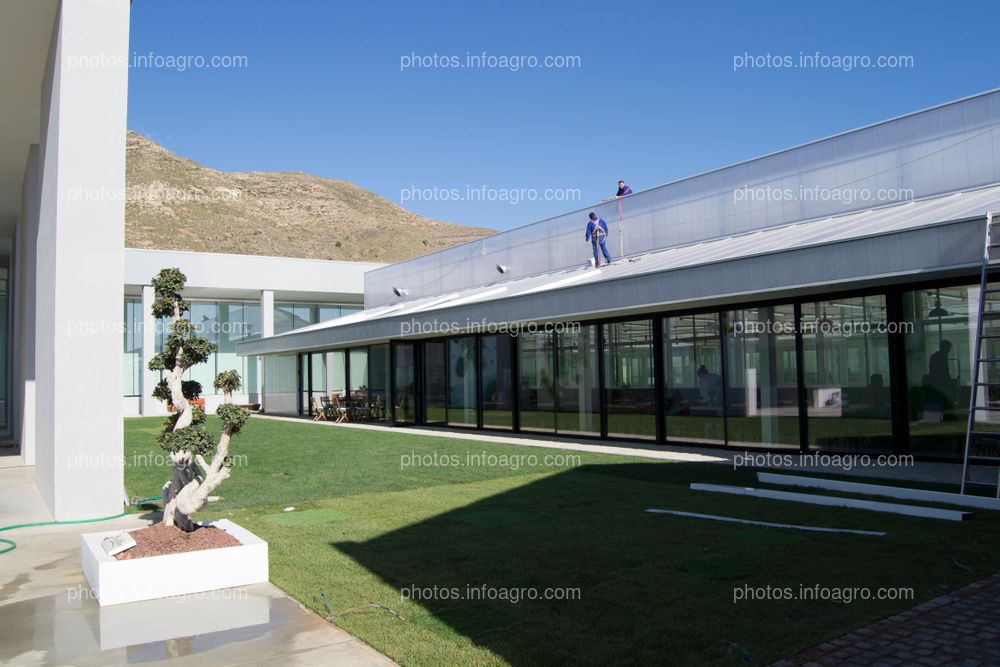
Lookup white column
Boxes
[34,0,130,519]
[259,290,274,412]
[140,285,164,416]
[261,290,275,337]
[16,146,40,465]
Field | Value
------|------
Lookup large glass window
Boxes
[318,305,342,323]
[603,320,655,439]
[369,344,391,422]
[519,332,556,432]
[189,301,219,393]
[724,305,800,448]
[274,303,356,335]
[393,343,416,423]
[663,314,725,444]
[481,335,514,429]
[312,352,327,401]
[802,296,892,453]
[147,298,263,399]
[349,348,369,397]
[240,302,261,397]
[423,341,447,424]
[274,303,312,335]
[448,338,478,427]
[328,350,346,397]
[904,284,998,457]
[124,298,143,397]
[216,303,243,391]
[556,326,600,436]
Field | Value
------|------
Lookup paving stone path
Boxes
[771,574,1000,666]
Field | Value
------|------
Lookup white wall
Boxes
[125,248,382,302]
[262,354,298,415]
[15,145,40,465]
[33,0,130,520]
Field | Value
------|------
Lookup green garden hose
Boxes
[0,495,162,556]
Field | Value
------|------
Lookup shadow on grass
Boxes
[332,461,985,666]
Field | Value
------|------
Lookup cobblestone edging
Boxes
[772,574,1000,666]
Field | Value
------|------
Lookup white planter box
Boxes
[80,519,268,606]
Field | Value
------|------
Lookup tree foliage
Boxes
[152,379,203,403]
[149,268,250,530]
[214,369,242,395]
[217,402,249,434]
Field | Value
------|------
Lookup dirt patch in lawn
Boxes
[115,523,241,560]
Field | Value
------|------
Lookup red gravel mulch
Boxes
[114,522,241,560]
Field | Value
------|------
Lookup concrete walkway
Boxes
[0,465,397,667]
[259,415,983,487]
[772,574,1000,666]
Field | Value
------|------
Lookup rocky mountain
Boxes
[125,131,493,262]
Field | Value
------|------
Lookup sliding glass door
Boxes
[604,320,656,440]
[663,314,725,445]
[556,326,600,436]
[724,305,800,448]
[481,335,515,429]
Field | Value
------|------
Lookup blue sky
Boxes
[127,0,1000,231]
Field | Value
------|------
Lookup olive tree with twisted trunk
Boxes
[148,268,249,532]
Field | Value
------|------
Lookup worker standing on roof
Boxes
[585,212,612,267]
[613,181,632,258]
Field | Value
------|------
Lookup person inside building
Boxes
[923,339,956,418]
[696,364,723,406]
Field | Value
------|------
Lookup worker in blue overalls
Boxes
[585,212,612,267]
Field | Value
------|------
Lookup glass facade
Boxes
[299,346,390,421]
[447,337,477,427]
[153,299,262,397]
[424,341,447,424]
[480,335,514,429]
[130,298,357,403]
[349,348,368,393]
[903,284,1000,457]
[604,321,655,440]
[274,303,361,335]
[277,274,1000,461]
[556,326,600,436]
[369,344,390,418]
[124,297,143,397]
[329,349,346,396]
[518,332,555,433]
[724,305,800,449]
[393,343,416,423]
[802,296,892,453]
[663,313,725,445]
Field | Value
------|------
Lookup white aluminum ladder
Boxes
[961,211,1000,495]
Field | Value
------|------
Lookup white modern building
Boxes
[240,90,1000,470]
[122,248,377,417]
[7,0,1000,524]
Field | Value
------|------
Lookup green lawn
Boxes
[124,416,1000,666]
